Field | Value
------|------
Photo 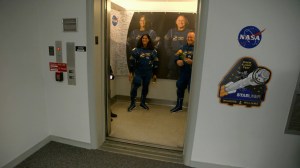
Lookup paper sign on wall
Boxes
[49,62,67,72]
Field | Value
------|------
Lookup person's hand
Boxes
[176,49,183,55]
[128,73,133,82]
[184,58,193,65]
[177,60,184,66]
[152,75,157,83]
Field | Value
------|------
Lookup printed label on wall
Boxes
[238,26,265,49]
[49,62,67,72]
[218,57,271,107]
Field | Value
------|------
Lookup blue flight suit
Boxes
[164,28,190,79]
[129,47,159,102]
[175,44,194,99]
[127,29,159,73]
[170,43,194,112]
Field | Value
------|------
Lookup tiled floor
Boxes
[110,101,188,148]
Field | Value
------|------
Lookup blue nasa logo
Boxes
[112,15,118,26]
[238,26,265,49]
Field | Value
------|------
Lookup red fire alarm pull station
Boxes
[55,72,63,82]
[49,62,66,82]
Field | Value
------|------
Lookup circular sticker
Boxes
[238,26,264,49]
[112,15,118,26]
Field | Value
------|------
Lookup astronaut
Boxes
[170,31,195,112]
[128,34,159,112]
[164,15,191,79]
[127,15,160,51]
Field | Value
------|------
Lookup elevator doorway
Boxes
[102,0,199,153]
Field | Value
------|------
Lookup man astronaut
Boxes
[164,15,191,79]
[170,31,195,112]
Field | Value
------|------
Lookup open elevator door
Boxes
[101,0,203,165]
[104,0,199,146]
[105,0,112,136]
[92,0,203,165]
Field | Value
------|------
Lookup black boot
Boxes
[111,112,117,118]
[170,98,183,112]
[140,96,149,110]
[128,98,136,112]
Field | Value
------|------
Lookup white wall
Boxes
[37,0,90,143]
[191,0,300,168]
[0,0,48,167]
[0,0,90,166]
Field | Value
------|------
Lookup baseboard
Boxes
[189,160,241,168]
[50,135,92,149]
[3,136,52,168]
[3,135,92,168]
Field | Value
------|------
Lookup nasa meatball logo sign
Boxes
[218,57,271,107]
[112,15,118,26]
[238,26,265,49]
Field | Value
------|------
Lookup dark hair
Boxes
[136,34,154,50]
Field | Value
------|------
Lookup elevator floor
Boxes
[110,101,188,148]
